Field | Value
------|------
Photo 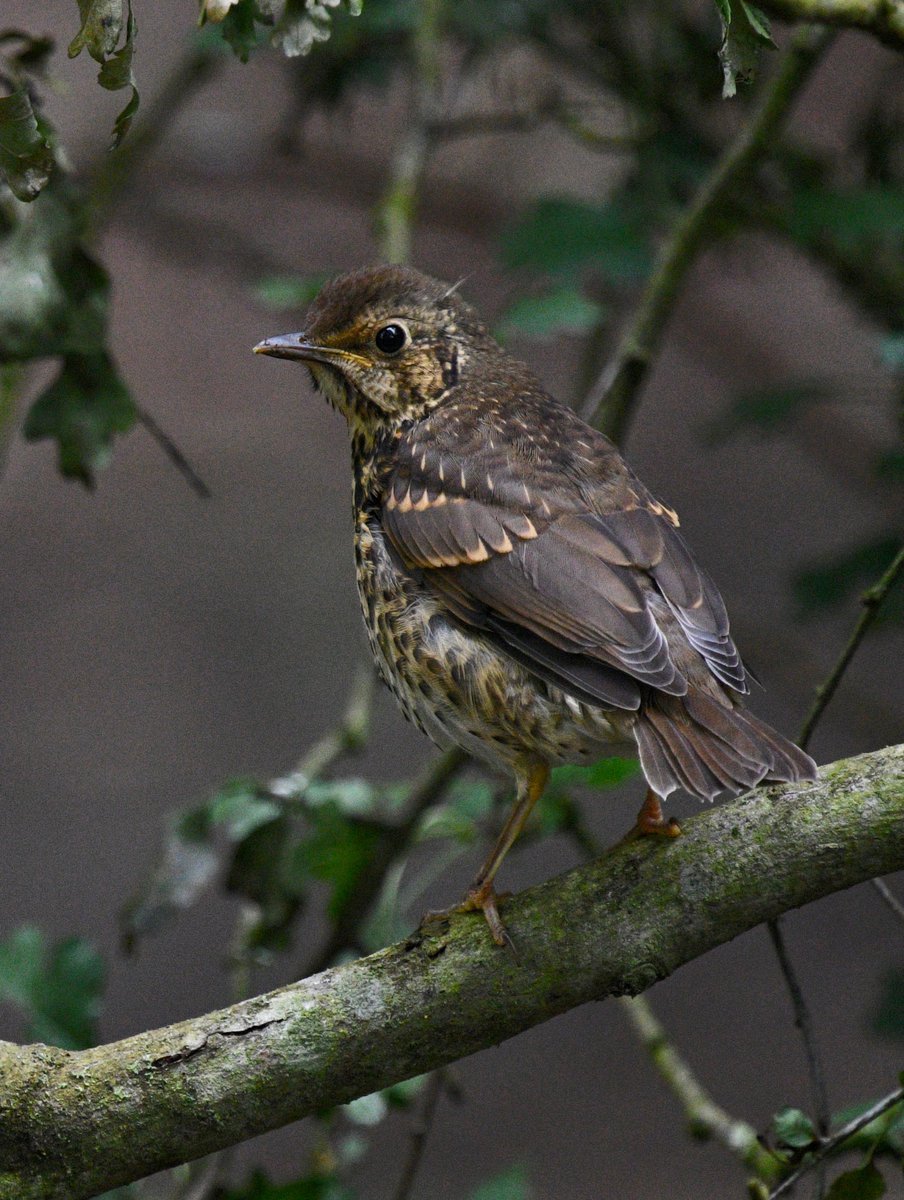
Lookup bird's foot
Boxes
[620,789,682,844]
[421,881,513,948]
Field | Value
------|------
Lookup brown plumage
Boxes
[255,265,817,944]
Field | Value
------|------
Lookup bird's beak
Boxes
[253,334,339,365]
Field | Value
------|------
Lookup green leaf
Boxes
[254,272,333,311]
[342,1090,388,1126]
[0,926,104,1048]
[416,778,495,843]
[872,968,904,1042]
[879,334,904,372]
[831,1096,904,1156]
[383,1073,427,1107]
[221,1170,355,1200]
[551,757,640,791]
[496,287,606,341]
[0,181,111,361]
[226,813,304,953]
[793,536,904,621]
[23,350,137,486]
[469,1165,531,1200]
[501,197,651,281]
[217,0,266,62]
[825,1163,886,1200]
[293,805,381,922]
[789,187,904,247]
[740,1,774,41]
[772,1106,818,1150]
[120,808,220,951]
[0,85,54,201]
[69,0,124,62]
[704,379,835,444]
[208,779,282,841]
[304,777,377,817]
[716,0,774,99]
[97,9,139,147]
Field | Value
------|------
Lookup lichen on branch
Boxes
[0,743,902,1200]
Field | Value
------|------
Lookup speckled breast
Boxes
[353,510,632,772]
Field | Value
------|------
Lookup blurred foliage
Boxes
[2,1,904,1197]
[218,1172,355,1199]
[495,285,606,342]
[872,968,904,1042]
[794,536,904,624]
[0,925,105,1048]
[199,0,365,63]
[714,0,775,99]
[702,379,836,443]
[769,1087,904,1199]
[68,1,140,148]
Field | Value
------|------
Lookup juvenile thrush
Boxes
[255,265,817,945]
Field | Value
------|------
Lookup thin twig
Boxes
[429,102,637,152]
[376,0,443,264]
[872,877,904,928]
[88,38,221,225]
[768,1085,904,1200]
[797,542,904,752]
[621,995,784,1187]
[391,1071,446,1200]
[136,409,212,499]
[560,813,781,1186]
[767,918,831,1147]
[582,25,833,445]
[793,540,904,939]
[299,746,467,976]
[289,659,376,785]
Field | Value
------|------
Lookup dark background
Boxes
[2,5,903,1196]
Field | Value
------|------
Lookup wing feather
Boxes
[381,411,749,710]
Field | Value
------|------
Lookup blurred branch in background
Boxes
[758,0,904,48]
[582,25,832,445]
[3,2,904,1198]
[376,0,443,264]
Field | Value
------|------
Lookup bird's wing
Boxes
[381,404,748,710]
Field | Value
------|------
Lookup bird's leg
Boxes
[621,787,682,842]
[421,761,549,946]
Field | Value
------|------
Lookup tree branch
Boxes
[758,0,904,50]
[582,25,832,444]
[375,0,443,264]
[768,1083,904,1199]
[620,995,784,1186]
[797,542,904,751]
[1,745,902,1200]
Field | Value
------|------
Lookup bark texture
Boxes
[1,744,902,1200]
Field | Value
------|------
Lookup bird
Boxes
[254,264,817,945]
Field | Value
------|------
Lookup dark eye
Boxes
[375,323,408,355]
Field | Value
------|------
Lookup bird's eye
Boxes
[374,323,408,355]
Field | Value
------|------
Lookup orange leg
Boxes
[622,787,682,842]
[422,760,550,946]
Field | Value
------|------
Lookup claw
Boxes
[620,788,682,843]
[421,881,513,947]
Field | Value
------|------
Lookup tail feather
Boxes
[634,693,817,802]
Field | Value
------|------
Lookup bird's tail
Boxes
[633,691,817,802]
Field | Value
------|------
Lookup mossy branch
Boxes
[1,744,903,1200]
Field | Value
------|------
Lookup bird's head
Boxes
[254,265,500,439]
